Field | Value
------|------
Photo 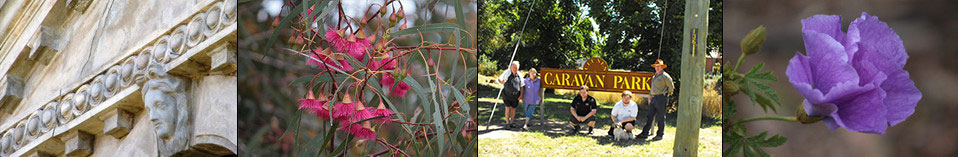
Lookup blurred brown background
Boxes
[725,0,958,156]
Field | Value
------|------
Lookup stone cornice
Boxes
[0,0,235,155]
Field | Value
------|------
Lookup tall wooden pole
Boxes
[674,0,708,156]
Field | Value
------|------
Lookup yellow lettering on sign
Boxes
[586,74,596,87]
[642,77,651,90]
[631,77,643,90]
[561,73,570,87]
[612,76,622,89]
[542,73,551,85]
[595,75,606,88]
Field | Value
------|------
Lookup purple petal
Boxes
[881,70,921,126]
[801,31,860,93]
[826,87,888,134]
[802,14,846,44]
[847,12,908,67]
[787,53,826,104]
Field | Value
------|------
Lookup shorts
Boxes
[503,97,519,108]
[569,114,595,125]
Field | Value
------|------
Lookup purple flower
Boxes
[787,12,921,134]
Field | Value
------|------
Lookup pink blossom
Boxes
[380,74,409,98]
[298,91,331,120]
[324,28,371,61]
[298,98,330,120]
[369,59,397,71]
[307,48,354,71]
[351,106,375,123]
[333,102,354,123]
[373,108,394,124]
[342,123,376,140]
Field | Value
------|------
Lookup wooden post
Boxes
[674,0,708,156]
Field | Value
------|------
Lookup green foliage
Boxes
[478,55,499,76]
[723,127,787,157]
[723,25,789,156]
[738,63,782,113]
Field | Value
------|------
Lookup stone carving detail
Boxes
[142,63,191,157]
[0,0,236,156]
[66,0,94,13]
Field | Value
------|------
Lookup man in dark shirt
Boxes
[569,85,597,135]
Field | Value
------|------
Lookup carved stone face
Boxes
[141,62,191,157]
[144,87,176,140]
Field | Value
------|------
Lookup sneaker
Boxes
[587,127,593,135]
[652,136,663,141]
[573,126,580,134]
[522,125,529,131]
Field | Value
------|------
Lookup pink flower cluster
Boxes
[305,28,410,98]
[298,92,394,140]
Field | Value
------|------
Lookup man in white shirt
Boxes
[609,90,638,137]
[497,61,524,128]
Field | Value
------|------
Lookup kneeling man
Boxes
[609,90,638,139]
[569,86,597,135]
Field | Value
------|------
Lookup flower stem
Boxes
[733,52,746,72]
[732,116,799,126]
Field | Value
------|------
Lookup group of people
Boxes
[497,59,674,141]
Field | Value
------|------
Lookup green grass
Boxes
[479,126,722,156]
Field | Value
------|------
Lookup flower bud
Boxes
[318,92,328,101]
[724,82,739,95]
[342,94,353,104]
[356,31,367,39]
[741,25,766,56]
[797,104,824,124]
[399,23,407,30]
[389,13,398,24]
[347,33,357,42]
[337,28,347,38]
[360,17,369,26]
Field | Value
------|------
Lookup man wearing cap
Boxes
[637,59,674,141]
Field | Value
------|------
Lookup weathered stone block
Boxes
[103,108,133,138]
[62,130,94,157]
[0,76,25,110]
[209,43,236,73]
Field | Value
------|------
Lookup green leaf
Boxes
[331,134,354,156]
[404,76,429,105]
[739,63,782,113]
[722,97,736,122]
[446,85,470,114]
[459,68,477,89]
[724,130,786,157]
[452,0,471,48]
[316,122,339,156]
[390,23,470,37]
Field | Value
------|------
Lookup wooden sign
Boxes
[539,58,654,94]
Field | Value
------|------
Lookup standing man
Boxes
[569,85,597,135]
[498,61,524,129]
[637,59,674,141]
